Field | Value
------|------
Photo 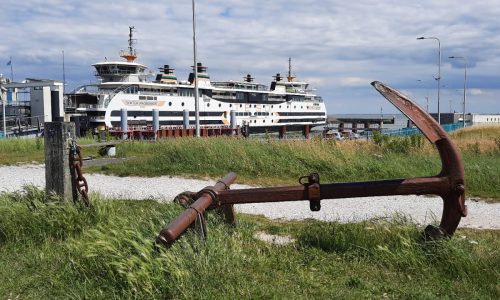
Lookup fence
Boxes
[382,122,466,137]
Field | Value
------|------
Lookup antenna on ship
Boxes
[244,74,254,83]
[287,57,295,82]
[120,26,137,62]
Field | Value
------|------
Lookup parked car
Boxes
[324,130,344,141]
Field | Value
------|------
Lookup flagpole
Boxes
[62,50,66,92]
[2,95,6,138]
[1,84,5,138]
[9,56,13,82]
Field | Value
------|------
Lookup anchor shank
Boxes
[217,177,448,205]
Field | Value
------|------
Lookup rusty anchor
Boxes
[157,81,467,247]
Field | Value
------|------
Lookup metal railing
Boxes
[382,122,467,137]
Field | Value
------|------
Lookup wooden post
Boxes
[279,125,287,139]
[44,122,75,201]
[302,125,310,139]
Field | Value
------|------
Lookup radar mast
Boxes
[120,26,137,62]
[287,57,296,82]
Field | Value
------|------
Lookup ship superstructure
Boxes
[65,28,327,133]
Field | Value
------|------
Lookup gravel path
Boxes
[1,164,499,230]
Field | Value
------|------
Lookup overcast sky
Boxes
[1,0,499,114]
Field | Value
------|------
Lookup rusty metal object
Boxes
[70,140,90,207]
[157,82,466,246]
[157,172,237,247]
[174,191,197,208]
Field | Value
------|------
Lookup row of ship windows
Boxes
[109,110,324,118]
[125,87,322,102]
[111,117,325,127]
[164,101,310,110]
[244,118,325,124]
[237,112,272,116]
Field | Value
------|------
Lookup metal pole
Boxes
[1,89,6,138]
[62,50,66,93]
[10,56,13,82]
[417,79,430,112]
[192,0,200,137]
[417,36,441,124]
[437,39,441,125]
[449,56,468,128]
[464,60,467,128]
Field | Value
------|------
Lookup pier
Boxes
[108,125,241,140]
[325,115,395,132]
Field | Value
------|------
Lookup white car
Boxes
[325,130,344,140]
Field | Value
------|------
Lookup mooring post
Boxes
[152,109,159,140]
[183,109,189,129]
[44,122,76,201]
[302,125,310,139]
[279,125,287,139]
[120,108,128,140]
[230,110,237,136]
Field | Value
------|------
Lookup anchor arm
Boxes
[371,81,467,235]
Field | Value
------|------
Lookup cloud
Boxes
[337,77,374,87]
[1,0,499,113]
[469,88,483,96]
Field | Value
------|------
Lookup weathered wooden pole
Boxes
[279,125,287,139]
[44,122,75,201]
[302,125,310,139]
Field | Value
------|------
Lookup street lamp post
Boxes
[192,0,200,137]
[417,36,441,124]
[449,56,468,128]
[417,79,430,112]
[1,87,5,138]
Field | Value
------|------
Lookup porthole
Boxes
[182,102,185,106]
[240,104,242,108]
[230,104,233,108]
[219,103,222,107]
[168,102,172,106]
[207,103,210,107]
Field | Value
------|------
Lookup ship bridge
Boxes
[93,61,148,83]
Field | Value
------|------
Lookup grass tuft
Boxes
[0,188,499,298]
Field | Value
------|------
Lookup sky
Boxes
[1,0,499,114]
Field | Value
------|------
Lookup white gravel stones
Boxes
[1,164,499,229]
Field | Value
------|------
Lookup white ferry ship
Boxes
[66,28,327,134]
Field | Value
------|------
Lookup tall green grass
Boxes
[102,137,440,182]
[451,124,500,140]
[0,187,498,298]
[1,126,499,199]
[0,137,44,164]
[96,135,499,199]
